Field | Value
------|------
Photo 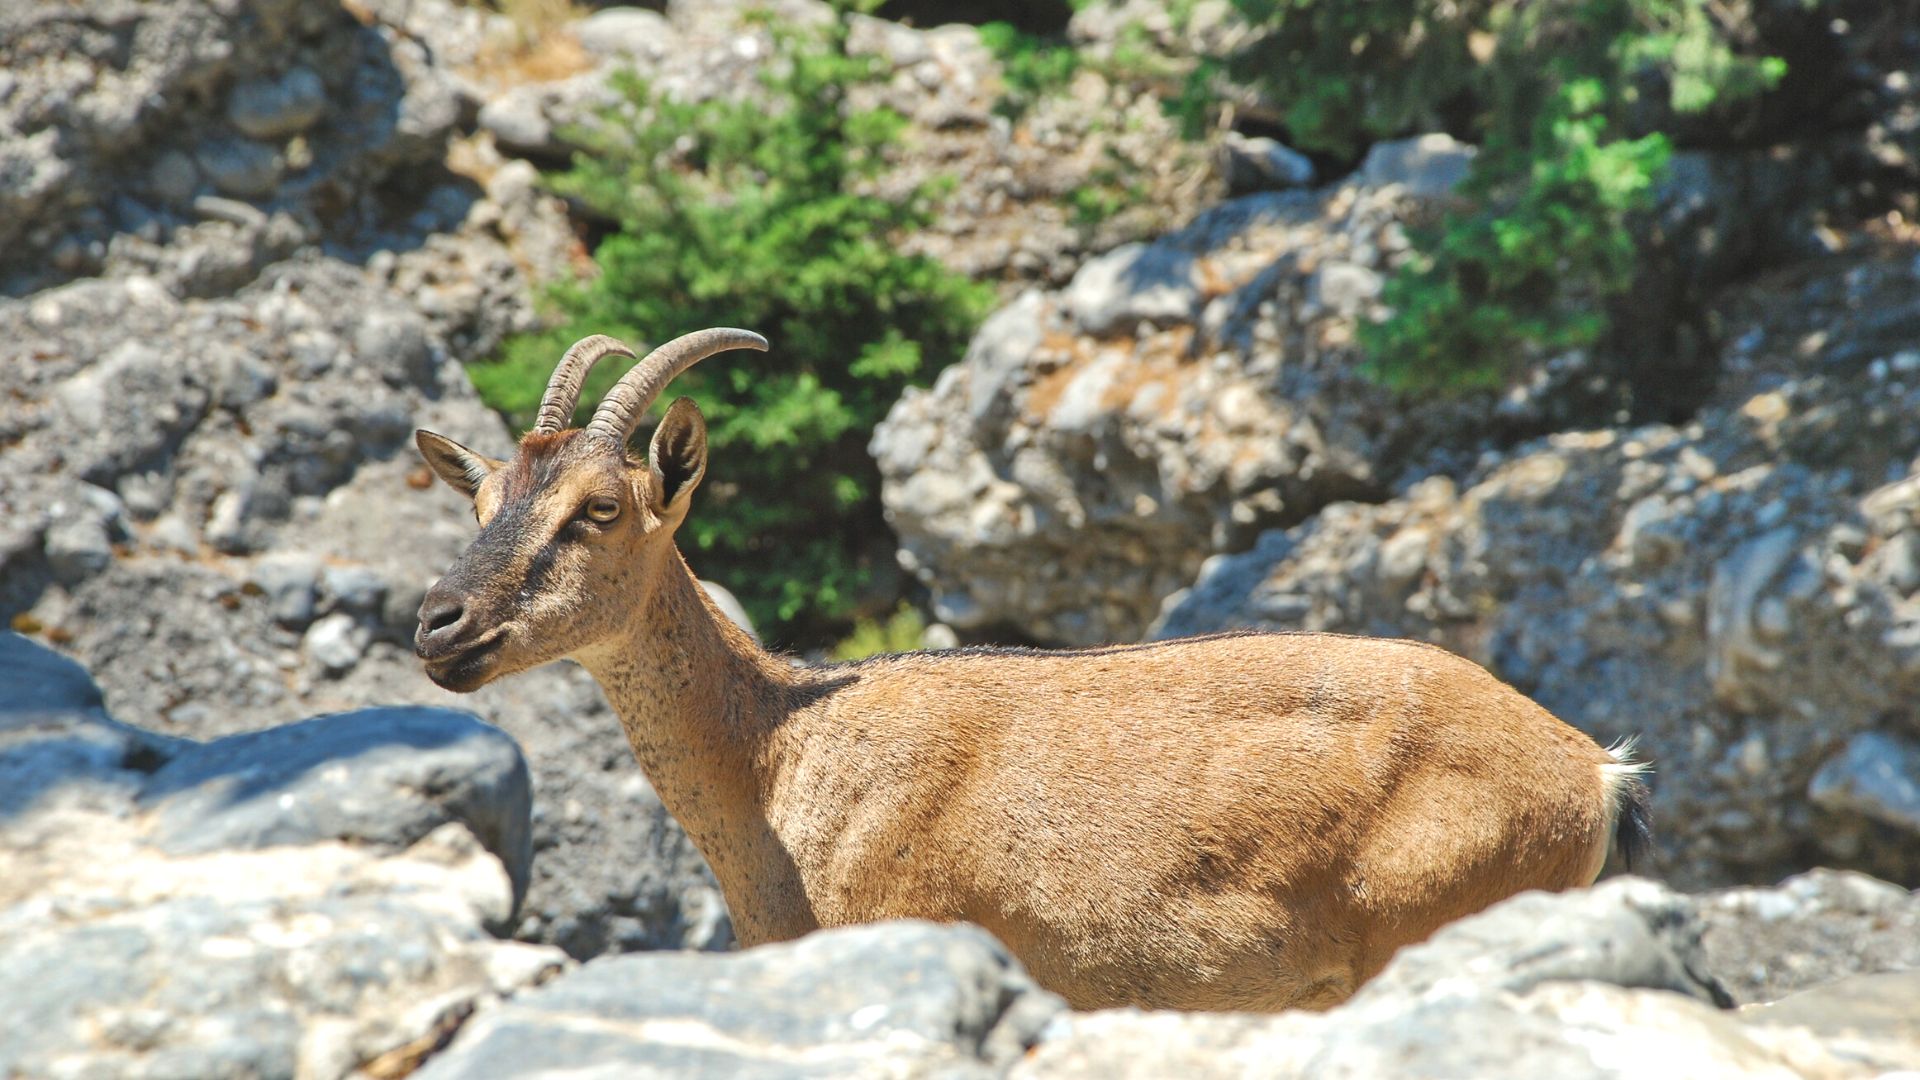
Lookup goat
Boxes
[413,329,1652,1012]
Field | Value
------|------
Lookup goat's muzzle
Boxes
[415,581,505,691]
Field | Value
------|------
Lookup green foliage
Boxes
[978,20,1080,119]
[1225,0,1487,160]
[828,602,928,661]
[1226,0,1791,391]
[469,2,992,643]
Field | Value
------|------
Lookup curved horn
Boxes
[585,328,769,446]
[531,335,636,434]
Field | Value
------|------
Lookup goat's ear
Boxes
[648,397,708,512]
[415,430,502,501]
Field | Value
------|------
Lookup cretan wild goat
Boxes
[413,328,1652,1012]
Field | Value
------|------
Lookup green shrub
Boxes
[978,20,1080,119]
[829,602,928,661]
[468,2,992,644]
[1223,0,1791,391]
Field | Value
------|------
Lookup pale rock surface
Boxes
[874,146,1488,644]
[0,632,567,1080]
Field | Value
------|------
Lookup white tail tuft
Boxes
[1599,735,1654,871]
[1601,735,1651,782]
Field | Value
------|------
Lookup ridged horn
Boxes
[531,335,636,434]
[585,328,769,446]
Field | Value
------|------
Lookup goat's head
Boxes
[411,329,768,692]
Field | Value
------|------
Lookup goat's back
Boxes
[766,631,1624,1011]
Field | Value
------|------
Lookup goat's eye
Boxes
[585,497,621,523]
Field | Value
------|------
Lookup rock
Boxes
[0,820,565,1080]
[252,552,323,629]
[194,135,287,198]
[43,490,121,585]
[227,66,328,139]
[0,0,488,295]
[1808,731,1920,836]
[0,633,186,821]
[1357,132,1477,197]
[415,922,1065,1079]
[477,91,556,156]
[1698,869,1920,1004]
[136,706,535,916]
[323,564,389,613]
[353,306,437,388]
[1062,241,1203,336]
[1220,131,1315,192]
[306,610,371,672]
[0,630,108,720]
[1706,527,1799,711]
[0,634,563,1080]
[876,179,1489,644]
[54,337,212,486]
[1308,260,1382,317]
[1349,877,1729,1008]
[576,7,676,62]
[1742,971,1920,1071]
[148,148,202,203]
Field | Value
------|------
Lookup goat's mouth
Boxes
[419,629,508,692]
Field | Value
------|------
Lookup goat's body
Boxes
[580,567,1631,1013]
[413,332,1646,1015]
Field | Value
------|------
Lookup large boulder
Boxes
[136,706,534,919]
[0,633,567,1080]
[873,136,1489,645]
[1153,247,1920,890]
[416,921,1066,1079]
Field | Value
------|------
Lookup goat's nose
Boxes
[416,590,469,649]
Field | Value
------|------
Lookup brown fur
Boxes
[413,410,1641,1012]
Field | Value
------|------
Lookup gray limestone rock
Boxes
[194,136,287,198]
[137,706,534,916]
[416,921,1066,1079]
[0,820,564,1080]
[1808,731,1920,836]
[306,610,372,672]
[1350,877,1730,1009]
[1697,869,1920,1004]
[0,632,185,820]
[875,180,1488,645]
[0,630,108,720]
[576,7,677,62]
[227,66,329,139]
[1357,132,1477,197]
[1063,241,1204,336]
[1221,131,1315,192]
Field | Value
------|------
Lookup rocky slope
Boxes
[1,0,686,962]
[7,630,1917,1079]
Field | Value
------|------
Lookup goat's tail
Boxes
[1600,736,1654,873]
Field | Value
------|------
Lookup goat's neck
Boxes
[572,551,814,935]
